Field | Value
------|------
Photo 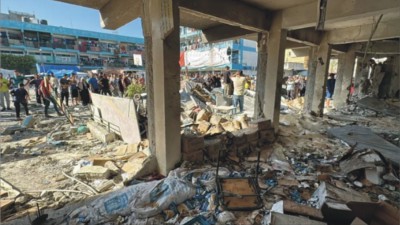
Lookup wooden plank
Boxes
[283,200,324,220]
[271,212,327,225]
[221,179,256,195]
[224,196,259,208]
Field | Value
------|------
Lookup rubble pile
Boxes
[1,97,399,225]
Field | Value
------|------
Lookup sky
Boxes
[0,0,144,38]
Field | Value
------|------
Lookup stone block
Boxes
[114,144,139,156]
[221,121,237,132]
[233,120,241,130]
[2,126,25,135]
[76,166,111,180]
[182,149,204,162]
[87,121,116,144]
[181,134,204,153]
[196,109,212,122]
[204,138,223,161]
[249,119,272,130]
[209,115,226,125]
[122,153,157,182]
[197,121,211,134]
[206,125,224,135]
[104,161,120,175]
[90,157,113,166]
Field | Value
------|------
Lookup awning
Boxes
[36,64,80,75]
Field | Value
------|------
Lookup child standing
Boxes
[10,83,30,120]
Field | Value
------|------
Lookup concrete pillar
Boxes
[304,46,318,113]
[141,0,181,175]
[334,48,356,108]
[262,13,287,130]
[254,32,268,119]
[310,36,331,116]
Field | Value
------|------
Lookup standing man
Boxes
[39,75,63,117]
[100,74,112,96]
[88,73,100,93]
[10,83,30,120]
[30,74,43,104]
[0,73,11,111]
[223,66,233,96]
[231,71,246,114]
[60,74,70,107]
[325,73,336,108]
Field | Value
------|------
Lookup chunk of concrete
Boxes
[114,144,139,156]
[121,152,157,183]
[2,126,25,135]
[181,134,204,153]
[196,109,212,122]
[51,131,70,141]
[76,166,111,180]
[197,121,211,134]
[104,161,120,175]
[87,121,116,144]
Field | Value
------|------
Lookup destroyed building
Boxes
[1,0,400,225]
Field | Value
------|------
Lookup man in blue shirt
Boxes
[88,74,100,93]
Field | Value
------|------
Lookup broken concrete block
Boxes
[2,126,25,135]
[114,144,139,156]
[249,119,272,130]
[204,138,223,161]
[196,109,212,122]
[181,134,204,153]
[182,149,203,162]
[206,125,224,135]
[87,121,116,144]
[90,157,114,166]
[220,121,237,132]
[233,120,241,130]
[238,115,249,129]
[365,166,384,185]
[95,180,115,193]
[51,131,70,141]
[197,121,211,134]
[76,166,111,180]
[104,161,120,175]
[0,199,14,212]
[122,153,157,182]
[209,115,226,125]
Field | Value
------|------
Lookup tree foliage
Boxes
[0,54,36,74]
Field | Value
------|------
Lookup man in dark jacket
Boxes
[10,83,30,120]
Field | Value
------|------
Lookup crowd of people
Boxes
[0,71,145,120]
[283,75,307,100]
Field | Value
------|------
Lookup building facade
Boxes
[0,11,144,73]
[180,27,258,75]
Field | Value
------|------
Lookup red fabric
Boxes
[179,52,185,67]
[39,80,51,98]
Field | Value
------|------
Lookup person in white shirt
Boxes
[231,70,246,113]
[50,73,60,98]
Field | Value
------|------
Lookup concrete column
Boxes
[262,13,287,131]
[254,32,268,119]
[304,46,318,113]
[142,0,181,175]
[334,48,356,108]
[310,37,331,116]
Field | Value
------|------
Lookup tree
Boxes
[0,54,37,74]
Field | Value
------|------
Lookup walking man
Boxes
[231,71,246,114]
[10,83,30,120]
[39,75,63,117]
